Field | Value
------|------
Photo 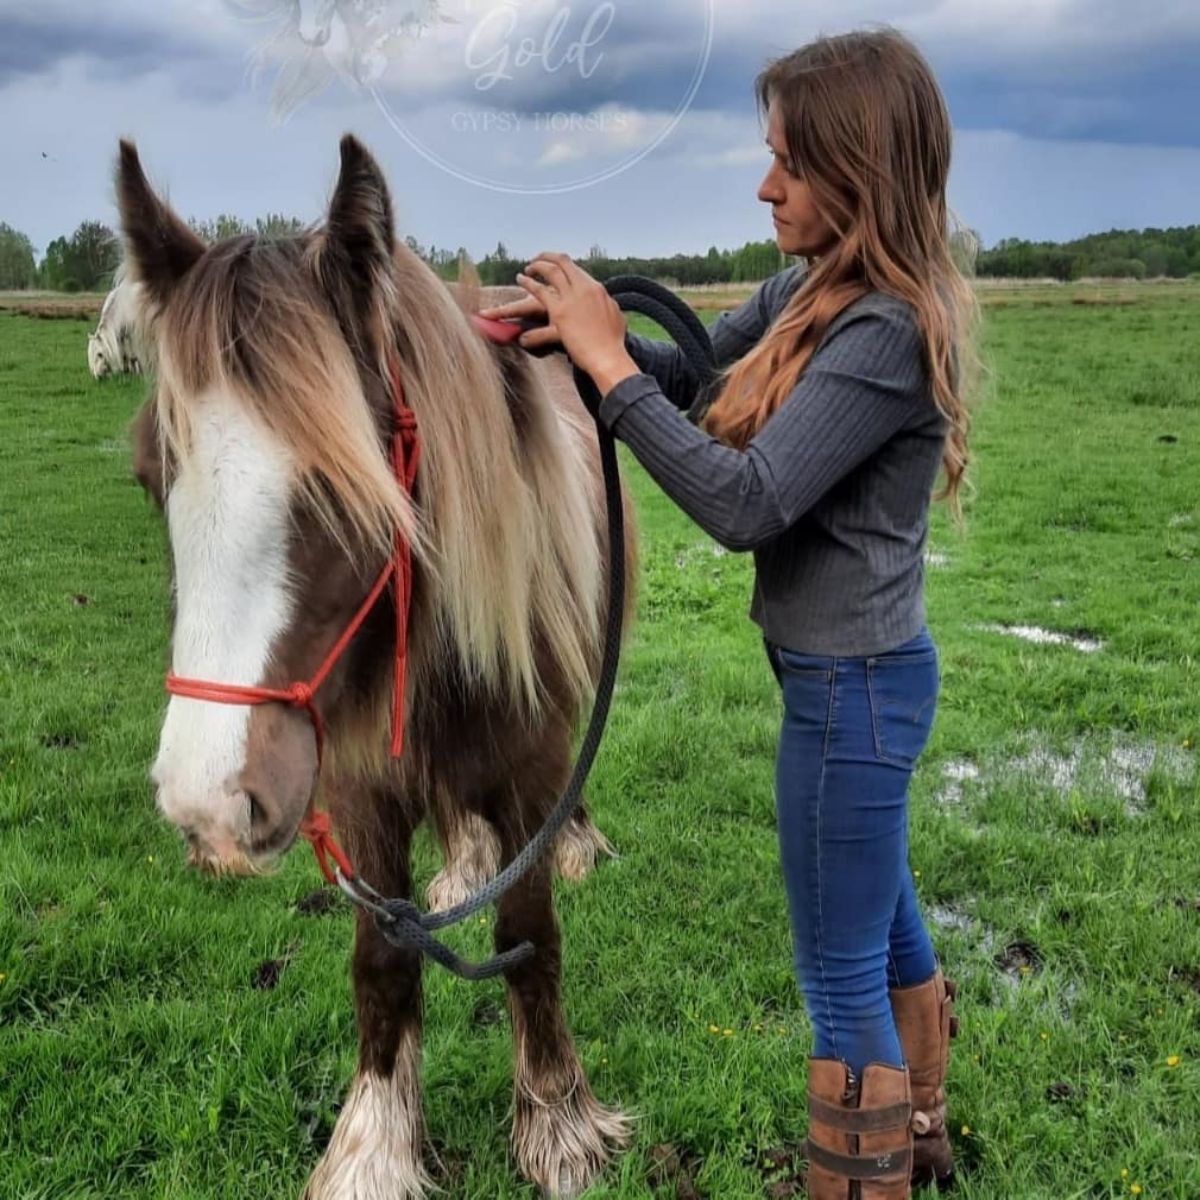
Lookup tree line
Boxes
[2,217,1197,292]
[975,226,1200,281]
[411,237,793,288]
[0,214,308,292]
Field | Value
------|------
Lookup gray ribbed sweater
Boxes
[601,265,947,656]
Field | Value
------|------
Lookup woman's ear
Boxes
[115,140,205,311]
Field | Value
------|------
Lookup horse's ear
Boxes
[116,140,204,309]
[319,134,396,306]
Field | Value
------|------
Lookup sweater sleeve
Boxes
[598,304,929,552]
[623,264,807,412]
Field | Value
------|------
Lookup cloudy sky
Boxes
[1,0,1196,261]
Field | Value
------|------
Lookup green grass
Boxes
[2,285,1199,1199]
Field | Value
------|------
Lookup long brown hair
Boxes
[704,28,977,513]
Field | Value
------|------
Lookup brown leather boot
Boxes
[890,971,959,1190]
[805,1059,912,1199]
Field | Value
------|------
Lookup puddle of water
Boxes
[674,541,730,567]
[928,904,974,936]
[1009,738,1193,814]
[936,760,981,807]
[979,623,1103,653]
[933,738,1193,817]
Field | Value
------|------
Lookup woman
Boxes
[481,27,973,1200]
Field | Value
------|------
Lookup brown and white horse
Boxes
[119,134,635,1198]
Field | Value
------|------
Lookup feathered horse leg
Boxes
[485,739,631,1198]
[305,780,431,1200]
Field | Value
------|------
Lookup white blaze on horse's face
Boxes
[151,387,297,868]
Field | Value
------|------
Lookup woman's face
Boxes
[758,100,836,258]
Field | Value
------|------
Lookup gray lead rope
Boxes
[335,276,718,981]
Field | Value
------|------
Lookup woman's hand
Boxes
[477,291,561,353]
[481,252,640,396]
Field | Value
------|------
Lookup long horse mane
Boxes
[146,232,601,714]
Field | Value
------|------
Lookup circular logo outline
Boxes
[368,1,716,195]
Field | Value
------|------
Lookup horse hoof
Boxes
[514,1077,632,1197]
[552,815,617,883]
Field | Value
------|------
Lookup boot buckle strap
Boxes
[805,1139,913,1181]
[944,978,960,1039]
[807,1096,912,1134]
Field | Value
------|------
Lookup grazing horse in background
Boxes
[88,262,145,379]
[118,134,635,1198]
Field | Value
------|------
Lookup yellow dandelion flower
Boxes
[0,973,7,984]
[708,1024,720,1034]
[1121,1169,1129,1179]
[914,870,922,878]
[147,855,155,863]
[723,1028,734,1037]
[961,1125,971,1137]
[1131,1184,1142,1195]
[1040,1031,1049,1041]
[1166,1055,1181,1068]
[753,1023,764,1033]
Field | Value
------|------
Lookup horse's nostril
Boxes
[247,791,268,833]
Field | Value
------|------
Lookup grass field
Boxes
[1,280,1198,1199]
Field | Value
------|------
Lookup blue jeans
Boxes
[766,628,940,1074]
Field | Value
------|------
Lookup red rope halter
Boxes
[164,356,422,883]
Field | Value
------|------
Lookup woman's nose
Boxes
[758,166,783,204]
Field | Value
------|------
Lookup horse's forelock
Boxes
[152,234,415,569]
[152,225,607,722]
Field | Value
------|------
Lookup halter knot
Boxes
[300,807,355,884]
[289,682,316,708]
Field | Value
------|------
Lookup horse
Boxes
[88,262,145,379]
[118,133,636,1198]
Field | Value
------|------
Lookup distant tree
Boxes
[188,213,252,241]
[1091,257,1146,279]
[0,223,37,288]
[63,221,120,291]
[39,236,70,289]
[730,239,784,282]
[977,224,1200,279]
[477,240,522,286]
[185,213,306,243]
[188,213,250,242]
[256,213,306,239]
